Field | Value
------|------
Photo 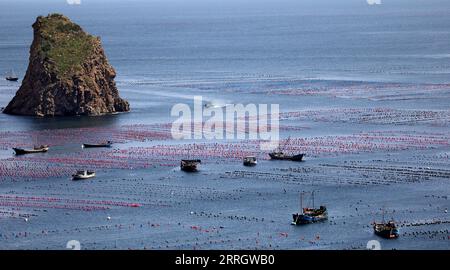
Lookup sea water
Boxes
[0,0,449,250]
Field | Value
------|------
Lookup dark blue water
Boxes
[1,0,450,131]
[1,0,450,84]
[0,0,449,250]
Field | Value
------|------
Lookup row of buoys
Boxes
[1,219,224,242]
[403,220,450,227]
[319,163,450,181]
[404,230,449,240]
[0,124,173,152]
[262,81,450,100]
[0,195,141,208]
[1,121,448,181]
[0,154,153,180]
[190,210,269,223]
[224,169,390,187]
[0,220,167,240]
[2,201,447,247]
[0,161,73,179]
[0,201,108,211]
[279,108,450,125]
[425,195,449,199]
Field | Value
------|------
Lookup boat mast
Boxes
[280,136,290,152]
[300,192,303,213]
[312,190,315,209]
[7,69,16,77]
[187,144,191,160]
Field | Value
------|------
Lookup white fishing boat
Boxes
[72,170,96,180]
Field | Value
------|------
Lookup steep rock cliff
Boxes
[3,14,129,116]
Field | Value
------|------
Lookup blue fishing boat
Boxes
[373,207,399,239]
[292,191,328,225]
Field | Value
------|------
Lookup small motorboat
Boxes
[5,70,18,82]
[13,145,49,155]
[292,191,328,225]
[6,76,18,82]
[243,156,257,166]
[72,170,96,180]
[180,159,201,172]
[82,141,113,148]
[204,100,226,109]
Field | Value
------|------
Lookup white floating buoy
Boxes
[107,216,111,220]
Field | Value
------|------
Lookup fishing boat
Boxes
[72,170,96,180]
[13,145,49,155]
[180,159,201,172]
[243,156,257,166]
[82,141,113,148]
[5,70,19,81]
[269,137,305,161]
[292,191,328,225]
[373,208,399,239]
[373,221,399,239]
[269,152,304,161]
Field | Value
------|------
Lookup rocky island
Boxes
[3,14,129,116]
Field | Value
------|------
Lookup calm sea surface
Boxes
[0,0,449,250]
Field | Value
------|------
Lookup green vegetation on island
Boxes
[37,14,96,76]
